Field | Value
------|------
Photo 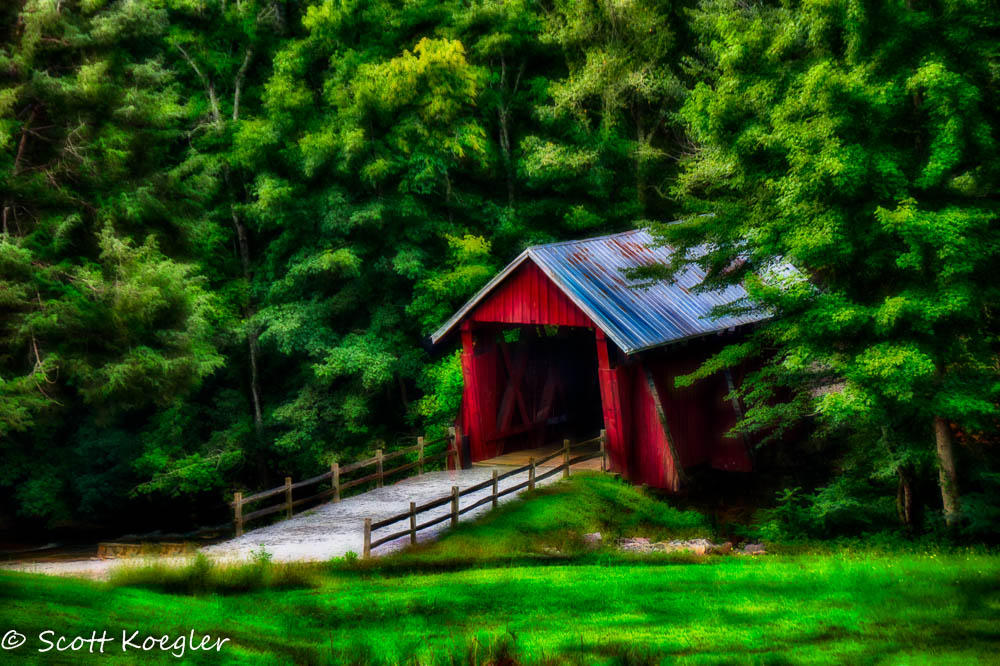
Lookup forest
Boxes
[1,0,997,541]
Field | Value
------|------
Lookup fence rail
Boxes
[231,430,459,536]
[362,431,608,557]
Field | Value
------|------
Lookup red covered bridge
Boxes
[430,229,769,491]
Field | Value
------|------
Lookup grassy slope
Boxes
[2,474,999,664]
[372,472,712,568]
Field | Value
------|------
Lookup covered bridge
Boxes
[430,228,768,491]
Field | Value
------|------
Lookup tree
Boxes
[0,0,222,520]
[541,0,693,218]
[229,0,495,465]
[133,0,295,495]
[656,0,1000,528]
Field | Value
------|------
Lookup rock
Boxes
[677,538,712,555]
[616,537,652,552]
[741,543,766,555]
[582,532,602,548]
[710,541,733,555]
[616,537,740,556]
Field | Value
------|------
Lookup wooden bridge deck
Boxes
[472,444,603,471]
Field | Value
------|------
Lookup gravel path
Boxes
[2,465,560,578]
[204,465,560,561]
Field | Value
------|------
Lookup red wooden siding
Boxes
[595,330,629,476]
[708,364,752,472]
[471,261,594,328]
[461,323,501,462]
[628,363,679,488]
[643,354,752,473]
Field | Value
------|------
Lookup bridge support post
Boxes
[409,502,417,544]
[491,470,498,509]
[233,492,243,537]
[284,477,293,519]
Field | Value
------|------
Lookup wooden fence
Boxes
[231,430,459,537]
[362,431,607,558]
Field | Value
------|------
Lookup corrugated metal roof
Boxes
[430,228,771,355]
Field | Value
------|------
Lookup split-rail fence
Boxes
[362,431,607,557]
[230,430,459,536]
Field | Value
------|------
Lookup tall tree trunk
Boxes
[896,465,915,530]
[934,415,960,527]
[209,47,263,438]
[882,426,919,531]
[496,55,522,208]
[498,107,514,207]
[231,205,264,435]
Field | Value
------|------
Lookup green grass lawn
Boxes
[2,475,998,664]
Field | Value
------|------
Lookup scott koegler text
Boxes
[1,629,230,657]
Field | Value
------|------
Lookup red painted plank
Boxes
[629,364,679,490]
[471,261,593,328]
[640,352,752,474]
[595,330,629,476]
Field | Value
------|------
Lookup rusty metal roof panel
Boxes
[430,228,771,354]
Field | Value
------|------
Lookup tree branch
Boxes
[175,44,222,126]
[13,106,38,175]
[232,47,254,121]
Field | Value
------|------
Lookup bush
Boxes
[753,473,900,542]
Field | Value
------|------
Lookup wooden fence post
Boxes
[448,426,458,469]
[284,477,293,519]
[409,501,417,545]
[417,436,425,475]
[451,485,459,527]
[376,449,383,488]
[363,518,371,559]
[563,438,571,478]
[491,469,498,509]
[233,492,243,537]
[600,429,608,472]
[332,462,340,502]
[528,457,536,491]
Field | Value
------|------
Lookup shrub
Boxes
[754,474,900,542]
[961,471,1000,542]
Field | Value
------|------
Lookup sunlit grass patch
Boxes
[2,553,998,664]
[108,552,320,594]
[358,472,713,572]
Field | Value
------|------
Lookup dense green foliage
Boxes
[651,0,1000,536]
[1,0,997,537]
[0,0,689,528]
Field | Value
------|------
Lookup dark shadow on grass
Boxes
[333,550,713,579]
